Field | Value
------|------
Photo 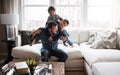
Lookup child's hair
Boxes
[63,19,69,25]
[48,6,55,12]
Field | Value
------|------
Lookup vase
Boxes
[29,65,35,75]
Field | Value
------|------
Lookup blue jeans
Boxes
[63,30,73,46]
[41,48,68,62]
[65,39,73,46]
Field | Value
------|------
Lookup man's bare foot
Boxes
[30,39,36,46]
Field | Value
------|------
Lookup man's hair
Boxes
[63,19,69,25]
[47,21,57,29]
[48,6,55,12]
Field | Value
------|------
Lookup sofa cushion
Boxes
[92,62,120,75]
[66,29,80,43]
[58,43,83,60]
[79,30,89,43]
[12,44,41,60]
[12,43,83,61]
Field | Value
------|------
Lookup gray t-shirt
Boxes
[47,14,61,22]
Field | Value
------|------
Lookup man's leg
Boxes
[51,49,68,62]
[41,49,50,62]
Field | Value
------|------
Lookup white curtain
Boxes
[111,0,120,28]
[3,0,23,35]
[3,0,19,14]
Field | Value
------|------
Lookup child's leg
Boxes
[63,30,69,37]
[66,39,73,46]
[63,41,68,46]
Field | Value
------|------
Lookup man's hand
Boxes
[48,36,53,41]
[59,20,64,32]
[30,39,36,46]
[60,36,67,41]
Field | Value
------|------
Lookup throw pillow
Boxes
[87,31,97,45]
[90,31,117,49]
[19,30,32,45]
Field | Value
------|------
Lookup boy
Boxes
[62,19,73,47]
[46,6,63,26]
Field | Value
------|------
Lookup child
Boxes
[46,6,63,26]
[62,19,73,47]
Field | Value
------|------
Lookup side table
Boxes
[2,40,15,64]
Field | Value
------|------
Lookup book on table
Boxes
[15,61,29,75]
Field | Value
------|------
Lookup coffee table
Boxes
[2,62,65,75]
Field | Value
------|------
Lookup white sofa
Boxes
[12,29,85,71]
[79,30,120,75]
[12,29,120,75]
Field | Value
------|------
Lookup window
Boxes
[23,0,82,30]
[56,0,82,27]
[24,0,50,30]
[23,0,120,30]
[87,0,113,29]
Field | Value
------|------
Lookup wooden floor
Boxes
[65,70,85,75]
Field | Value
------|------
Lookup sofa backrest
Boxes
[15,29,120,49]
[79,30,89,43]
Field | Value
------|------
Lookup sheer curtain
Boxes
[7,0,120,30]
[111,0,120,28]
[87,0,120,30]
[3,0,19,14]
[3,0,20,36]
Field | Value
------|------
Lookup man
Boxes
[30,21,68,62]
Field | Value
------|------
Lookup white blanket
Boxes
[92,62,120,75]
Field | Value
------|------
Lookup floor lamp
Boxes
[0,14,19,41]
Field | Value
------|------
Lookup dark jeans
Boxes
[41,48,68,62]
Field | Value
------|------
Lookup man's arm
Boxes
[31,28,42,38]
[30,28,43,46]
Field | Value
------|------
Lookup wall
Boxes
[0,0,8,55]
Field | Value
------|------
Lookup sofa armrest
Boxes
[15,35,21,47]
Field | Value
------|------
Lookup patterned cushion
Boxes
[90,31,117,49]
[19,30,32,45]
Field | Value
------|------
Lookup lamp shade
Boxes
[0,14,19,24]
